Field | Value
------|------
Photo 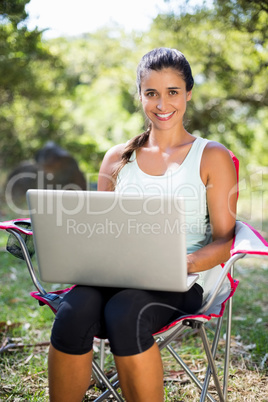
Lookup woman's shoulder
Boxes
[98,143,127,191]
[103,143,126,163]
[203,140,234,162]
[201,140,237,181]
[106,143,126,159]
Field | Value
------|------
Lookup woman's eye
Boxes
[146,92,155,97]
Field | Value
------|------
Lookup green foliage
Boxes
[0,0,30,24]
[0,0,267,186]
[0,2,72,170]
[35,30,147,173]
[212,0,268,35]
[150,4,268,170]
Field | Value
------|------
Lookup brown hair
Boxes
[112,125,151,186]
[112,47,194,188]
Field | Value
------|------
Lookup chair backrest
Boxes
[229,150,239,199]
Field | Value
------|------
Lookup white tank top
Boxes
[115,136,231,299]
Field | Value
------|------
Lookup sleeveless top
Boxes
[115,136,231,299]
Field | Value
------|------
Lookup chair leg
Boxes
[199,326,225,402]
[100,339,105,371]
[165,343,216,402]
[200,316,224,401]
[92,360,122,401]
[223,296,233,400]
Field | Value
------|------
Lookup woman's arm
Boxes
[187,142,238,273]
[97,144,125,191]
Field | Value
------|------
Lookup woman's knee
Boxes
[51,286,104,354]
[104,289,155,356]
[104,289,145,331]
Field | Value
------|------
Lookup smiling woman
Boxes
[109,48,195,181]
[140,69,192,129]
[46,47,238,402]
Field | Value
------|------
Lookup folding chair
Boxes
[1,217,268,401]
[1,155,268,401]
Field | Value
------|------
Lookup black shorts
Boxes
[51,284,203,357]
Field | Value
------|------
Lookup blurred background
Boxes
[0,0,267,230]
[0,5,267,397]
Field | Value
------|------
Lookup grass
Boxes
[1,192,268,401]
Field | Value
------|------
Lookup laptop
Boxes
[26,189,199,292]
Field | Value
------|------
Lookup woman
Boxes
[48,48,237,402]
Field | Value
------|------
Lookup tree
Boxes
[212,0,268,34]
[46,29,148,173]
[0,0,74,169]
[1,0,267,183]
[0,0,30,23]
[151,1,268,168]
[0,3,146,178]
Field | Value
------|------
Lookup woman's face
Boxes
[139,68,192,131]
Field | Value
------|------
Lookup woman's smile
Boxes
[155,111,175,121]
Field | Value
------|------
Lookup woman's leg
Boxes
[104,284,203,401]
[48,346,93,402]
[48,285,116,401]
[48,283,203,401]
[114,343,164,402]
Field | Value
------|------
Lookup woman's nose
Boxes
[156,97,167,111]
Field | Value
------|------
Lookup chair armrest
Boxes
[6,228,47,296]
[199,220,268,315]
[231,221,268,257]
[199,253,244,314]
[0,218,32,235]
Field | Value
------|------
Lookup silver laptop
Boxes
[26,189,199,292]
